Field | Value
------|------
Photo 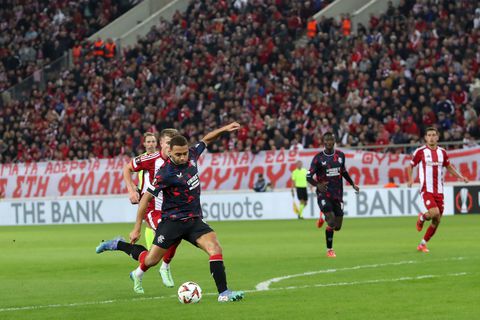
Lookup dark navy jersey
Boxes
[147,141,206,220]
[306,149,351,201]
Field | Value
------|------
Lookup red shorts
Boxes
[144,202,161,230]
[421,192,444,214]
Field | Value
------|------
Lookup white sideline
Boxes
[0,257,468,313]
[255,256,465,291]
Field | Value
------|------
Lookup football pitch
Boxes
[1,216,479,320]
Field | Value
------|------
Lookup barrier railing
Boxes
[1,52,71,106]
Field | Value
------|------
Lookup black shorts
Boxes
[317,197,344,217]
[296,187,308,201]
[153,217,214,249]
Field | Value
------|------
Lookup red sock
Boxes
[163,241,180,264]
[209,254,223,262]
[424,225,437,242]
[139,251,150,272]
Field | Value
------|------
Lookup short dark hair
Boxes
[169,135,188,148]
[323,132,335,140]
[424,127,439,135]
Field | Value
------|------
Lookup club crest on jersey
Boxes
[157,235,165,244]
[134,156,141,166]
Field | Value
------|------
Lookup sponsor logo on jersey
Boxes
[187,174,200,190]
[326,167,341,177]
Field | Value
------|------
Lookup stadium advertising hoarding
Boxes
[0,187,454,225]
[453,185,480,214]
[0,147,478,199]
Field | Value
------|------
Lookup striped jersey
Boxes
[131,151,166,211]
[410,146,451,195]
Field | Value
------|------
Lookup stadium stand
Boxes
[0,0,479,163]
[0,0,142,91]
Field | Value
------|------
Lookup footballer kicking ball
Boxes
[178,281,202,304]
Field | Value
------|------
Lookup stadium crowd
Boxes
[0,0,141,92]
[0,0,479,164]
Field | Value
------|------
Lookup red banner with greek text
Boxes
[1,147,478,199]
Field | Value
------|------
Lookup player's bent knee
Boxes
[334,226,341,231]
[430,212,441,221]
[203,241,222,256]
[197,233,223,255]
[145,254,161,267]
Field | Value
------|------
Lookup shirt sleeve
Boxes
[410,148,422,167]
[147,169,170,197]
[306,156,318,186]
[443,150,451,167]
[190,141,207,161]
[340,153,355,186]
[131,155,149,172]
[340,153,347,172]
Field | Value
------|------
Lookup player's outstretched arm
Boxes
[447,164,469,183]
[129,192,152,243]
[123,162,140,204]
[201,122,241,146]
[406,165,414,187]
[342,170,359,192]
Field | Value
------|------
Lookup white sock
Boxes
[135,267,145,279]
[161,261,170,270]
[420,239,427,246]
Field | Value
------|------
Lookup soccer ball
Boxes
[177,281,202,304]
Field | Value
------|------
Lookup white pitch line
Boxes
[255,256,466,291]
[0,272,468,313]
[253,272,468,292]
[0,295,173,313]
[0,257,468,313]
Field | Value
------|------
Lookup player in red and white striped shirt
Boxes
[96,129,180,288]
[407,127,468,252]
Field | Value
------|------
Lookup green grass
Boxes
[1,216,479,320]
